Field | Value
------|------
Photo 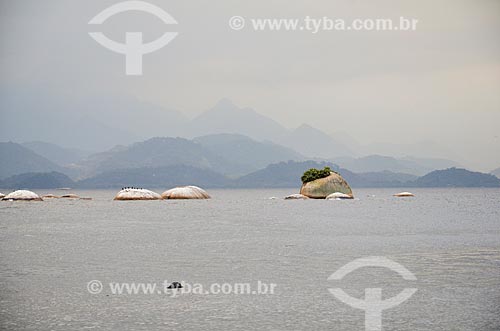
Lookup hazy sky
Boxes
[1,0,499,170]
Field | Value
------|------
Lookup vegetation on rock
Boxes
[301,167,334,184]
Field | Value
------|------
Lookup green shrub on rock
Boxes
[301,167,334,184]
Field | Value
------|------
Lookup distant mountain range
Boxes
[343,171,419,188]
[234,160,336,188]
[233,161,418,188]
[353,140,463,161]
[188,101,353,158]
[72,135,303,179]
[413,168,500,187]
[0,86,183,151]
[21,141,90,166]
[188,99,289,142]
[187,99,356,159]
[0,137,485,189]
[0,142,64,179]
[74,137,232,178]
[1,164,498,189]
[4,137,300,180]
[0,171,74,189]
[278,124,353,158]
[193,134,303,176]
[1,87,461,163]
[333,155,460,176]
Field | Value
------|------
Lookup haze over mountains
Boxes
[189,99,289,143]
[1,89,464,165]
[1,85,497,183]
[193,134,303,175]
[0,137,467,180]
[333,155,460,176]
[2,0,499,174]
[3,91,349,157]
[0,142,63,179]
[21,141,90,166]
[1,136,499,189]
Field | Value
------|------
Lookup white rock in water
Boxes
[0,193,5,199]
[393,192,415,197]
[326,192,354,200]
[114,188,162,200]
[284,194,309,200]
[161,186,210,199]
[2,190,42,201]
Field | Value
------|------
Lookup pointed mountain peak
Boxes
[295,123,316,131]
[213,98,237,110]
[293,123,329,136]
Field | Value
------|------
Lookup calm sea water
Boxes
[1,188,499,330]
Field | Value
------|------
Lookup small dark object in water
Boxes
[167,282,183,289]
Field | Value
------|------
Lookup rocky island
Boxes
[299,167,353,199]
[114,188,162,200]
[1,190,43,201]
[161,186,211,199]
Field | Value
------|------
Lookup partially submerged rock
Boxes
[326,192,354,200]
[61,194,80,199]
[284,194,309,200]
[42,194,60,199]
[114,188,162,201]
[2,190,42,201]
[394,192,414,197]
[300,172,353,199]
[0,193,5,199]
[161,186,210,199]
[43,193,92,200]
